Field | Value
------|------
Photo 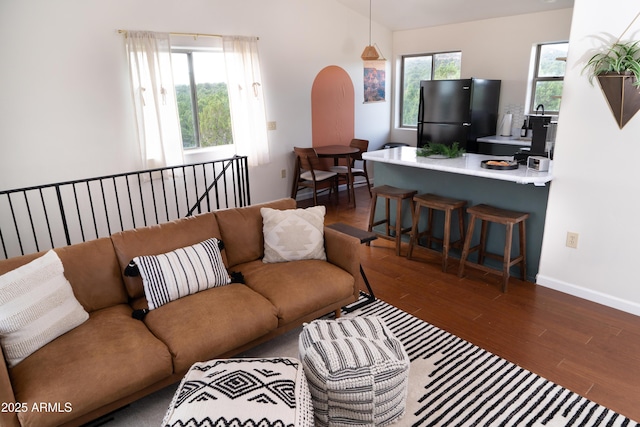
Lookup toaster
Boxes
[527,156,550,172]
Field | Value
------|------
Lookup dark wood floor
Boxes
[299,185,640,421]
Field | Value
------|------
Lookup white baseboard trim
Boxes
[294,181,369,202]
[536,274,640,316]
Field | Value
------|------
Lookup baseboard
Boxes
[536,274,640,316]
[294,181,369,202]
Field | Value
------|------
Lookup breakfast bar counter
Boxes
[362,147,553,282]
[362,147,553,186]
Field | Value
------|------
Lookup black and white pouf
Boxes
[299,316,410,427]
[162,357,314,427]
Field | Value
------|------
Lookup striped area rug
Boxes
[343,296,639,427]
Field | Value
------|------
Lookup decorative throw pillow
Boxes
[0,250,89,368]
[261,206,326,263]
[132,237,230,310]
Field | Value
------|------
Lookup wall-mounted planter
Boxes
[597,71,640,129]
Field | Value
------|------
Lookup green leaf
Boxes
[583,40,640,85]
[416,142,465,158]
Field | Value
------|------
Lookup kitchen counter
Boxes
[474,135,532,156]
[363,146,552,282]
[362,147,552,186]
[477,135,532,146]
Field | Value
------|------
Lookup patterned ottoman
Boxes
[162,357,314,427]
[299,316,409,427]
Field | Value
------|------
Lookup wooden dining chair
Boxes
[291,147,338,205]
[328,139,372,198]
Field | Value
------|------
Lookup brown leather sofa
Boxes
[0,198,361,427]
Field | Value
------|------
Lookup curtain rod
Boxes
[117,30,258,40]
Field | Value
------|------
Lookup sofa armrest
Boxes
[0,348,20,427]
[324,227,362,299]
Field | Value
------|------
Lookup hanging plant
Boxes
[583,40,640,86]
[581,12,640,128]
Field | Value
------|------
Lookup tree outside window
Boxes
[172,50,233,150]
[401,51,461,127]
[530,42,568,114]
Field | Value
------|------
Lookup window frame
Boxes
[529,41,568,115]
[399,51,462,128]
[171,46,233,151]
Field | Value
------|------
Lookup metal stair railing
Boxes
[0,155,250,260]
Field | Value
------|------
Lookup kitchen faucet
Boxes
[536,104,545,115]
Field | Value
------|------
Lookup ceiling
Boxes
[335,0,574,32]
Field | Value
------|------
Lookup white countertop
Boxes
[477,135,532,146]
[363,147,553,186]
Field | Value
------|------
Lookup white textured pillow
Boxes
[261,206,327,263]
[133,238,230,310]
[0,250,89,368]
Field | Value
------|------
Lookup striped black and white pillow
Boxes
[133,238,231,310]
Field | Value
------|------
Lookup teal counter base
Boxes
[371,162,550,282]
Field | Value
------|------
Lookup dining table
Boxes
[314,145,359,207]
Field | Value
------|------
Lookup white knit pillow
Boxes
[261,206,326,263]
[133,238,231,310]
[0,250,89,368]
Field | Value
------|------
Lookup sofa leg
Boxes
[335,309,341,318]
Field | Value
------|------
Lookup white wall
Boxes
[389,9,573,145]
[537,0,640,315]
[0,0,392,204]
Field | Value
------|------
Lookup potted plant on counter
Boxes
[583,39,640,128]
[416,142,465,158]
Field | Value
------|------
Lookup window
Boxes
[126,32,269,168]
[171,50,233,150]
[530,42,568,114]
[400,51,462,127]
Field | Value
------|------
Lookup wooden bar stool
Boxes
[458,204,529,292]
[367,185,417,256]
[407,193,466,272]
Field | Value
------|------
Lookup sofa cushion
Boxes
[132,238,230,310]
[261,206,327,263]
[0,238,128,313]
[9,304,173,427]
[0,250,89,368]
[234,260,355,325]
[214,198,296,267]
[142,283,279,372]
[111,212,222,299]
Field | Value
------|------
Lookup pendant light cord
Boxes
[368,0,372,46]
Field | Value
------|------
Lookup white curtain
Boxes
[125,31,184,169]
[223,36,271,166]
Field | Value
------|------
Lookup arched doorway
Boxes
[311,65,355,148]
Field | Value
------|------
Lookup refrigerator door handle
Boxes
[418,86,424,122]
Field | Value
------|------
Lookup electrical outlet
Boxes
[281,169,286,179]
[267,121,277,131]
[566,232,579,249]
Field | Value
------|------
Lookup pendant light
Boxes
[361,0,380,61]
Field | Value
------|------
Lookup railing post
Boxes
[241,155,251,206]
[55,185,72,247]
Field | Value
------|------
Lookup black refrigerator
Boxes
[417,78,501,152]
